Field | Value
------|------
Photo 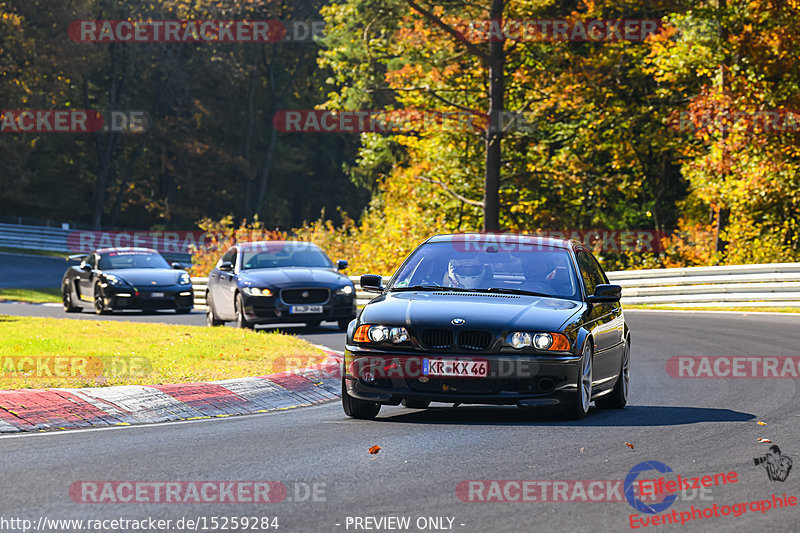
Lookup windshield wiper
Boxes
[481,287,552,298]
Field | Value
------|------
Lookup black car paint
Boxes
[344,234,628,413]
[61,249,194,313]
[206,243,357,327]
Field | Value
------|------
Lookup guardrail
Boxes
[192,264,800,309]
[0,222,191,263]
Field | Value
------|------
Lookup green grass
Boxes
[0,315,328,389]
[624,304,800,314]
[0,288,62,303]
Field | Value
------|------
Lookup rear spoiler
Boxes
[67,253,87,262]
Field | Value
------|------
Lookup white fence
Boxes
[191,263,800,309]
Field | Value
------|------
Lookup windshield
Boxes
[389,242,580,300]
[98,251,170,270]
[241,248,333,270]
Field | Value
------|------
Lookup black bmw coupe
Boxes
[62,247,194,314]
[342,233,630,420]
[205,241,357,330]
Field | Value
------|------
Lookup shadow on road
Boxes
[374,405,755,427]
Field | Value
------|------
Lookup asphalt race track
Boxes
[0,306,798,532]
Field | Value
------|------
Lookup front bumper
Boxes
[241,293,356,324]
[343,348,581,407]
[105,285,194,311]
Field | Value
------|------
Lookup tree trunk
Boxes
[483,0,505,232]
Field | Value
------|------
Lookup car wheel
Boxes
[234,293,254,329]
[93,283,108,315]
[402,399,430,409]
[305,320,321,328]
[62,282,81,313]
[337,319,351,331]
[206,294,224,326]
[341,378,380,419]
[596,337,630,409]
[565,342,593,420]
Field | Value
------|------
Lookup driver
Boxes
[522,257,557,283]
[445,258,487,289]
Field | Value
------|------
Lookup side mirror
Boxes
[360,274,384,294]
[336,259,349,271]
[218,261,234,272]
[81,263,92,272]
[587,284,622,303]
[171,262,185,270]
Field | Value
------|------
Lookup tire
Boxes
[62,282,81,313]
[337,319,351,331]
[205,294,224,326]
[596,337,630,409]
[234,293,254,329]
[565,342,593,420]
[402,399,430,409]
[93,282,108,315]
[305,320,321,328]
[341,378,381,419]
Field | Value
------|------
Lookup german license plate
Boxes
[150,292,164,298]
[422,359,489,378]
[290,305,323,314]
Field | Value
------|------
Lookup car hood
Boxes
[108,268,183,287]
[237,268,350,288]
[360,291,584,332]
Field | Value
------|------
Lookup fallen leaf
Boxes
[580,447,585,454]
[757,421,767,426]
[625,442,635,450]
[369,445,381,454]
[758,438,772,443]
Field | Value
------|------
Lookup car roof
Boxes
[237,240,321,250]
[425,233,573,250]
[95,247,159,254]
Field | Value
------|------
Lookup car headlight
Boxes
[243,287,273,296]
[104,274,123,285]
[507,332,570,351]
[336,284,354,295]
[179,273,191,285]
[354,325,410,344]
[510,332,532,349]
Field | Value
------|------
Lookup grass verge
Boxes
[624,304,800,314]
[0,315,328,389]
[0,288,62,303]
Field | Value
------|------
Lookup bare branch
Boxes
[405,0,488,61]
[414,175,484,206]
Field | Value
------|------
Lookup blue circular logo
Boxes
[624,461,677,514]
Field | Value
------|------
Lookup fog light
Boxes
[533,333,553,350]
[362,372,375,383]
[389,327,409,343]
[510,332,532,349]
[368,326,389,342]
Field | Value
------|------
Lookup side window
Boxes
[220,248,237,267]
[86,254,98,269]
[575,250,606,296]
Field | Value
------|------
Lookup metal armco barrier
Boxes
[191,264,800,309]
